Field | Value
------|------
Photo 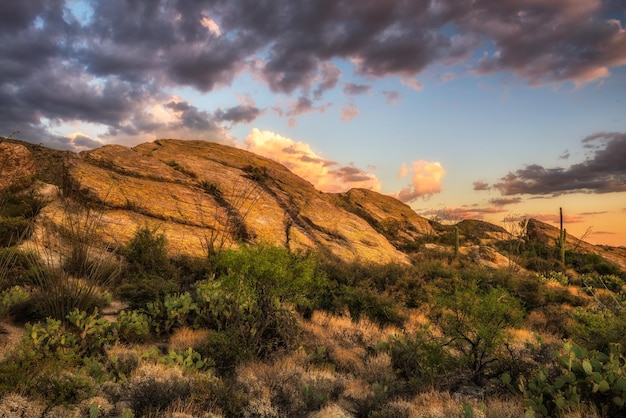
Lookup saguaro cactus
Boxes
[559,207,566,265]
[454,226,459,258]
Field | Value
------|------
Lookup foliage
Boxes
[163,347,212,372]
[511,341,626,417]
[122,226,171,276]
[431,281,524,382]
[0,285,29,317]
[208,245,318,358]
[581,273,625,293]
[127,363,192,417]
[114,309,151,343]
[0,217,30,247]
[567,251,625,278]
[143,292,199,336]
[388,329,454,392]
[568,308,626,351]
[536,270,569,286]
[117,274,179,310]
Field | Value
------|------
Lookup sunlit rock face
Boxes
[61,139,413,264]
[0,142,36,191]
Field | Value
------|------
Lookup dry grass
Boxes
[169,327,209,352]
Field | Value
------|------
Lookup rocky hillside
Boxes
[2,137,625,269]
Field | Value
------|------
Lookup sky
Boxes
[1,0,625,246]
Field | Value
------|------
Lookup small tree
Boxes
[202,245,318,359]
[432,281,524,382]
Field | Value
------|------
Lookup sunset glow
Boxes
[1,1,625,245]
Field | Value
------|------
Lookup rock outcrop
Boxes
[61,139,413,263]
[0,142,36,191]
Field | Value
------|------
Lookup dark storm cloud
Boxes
[1,0,625,148]
[494,132,626,196]
[164,101,219,132]
[214,105,261,125]
[73,135,103,149]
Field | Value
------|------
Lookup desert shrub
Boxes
[567,251,625,278]
[189,373,248,417]
[340,286,405,327]
[127,363,192,416]
[107,345,139,382]
[0,247,33,289]
[18,267,111,322]
[169,327,209,352]
[143,292,199,336]
[431,281,524,383]
[198,330,249,376]
[204,245,319,359]
[123,226,171,275]
[117,274,179,310]
[0,285,29,317]
[581,273,625,293]
[0,217,30,247]
[388,329,453,393]
[0,393,46,417]
[33,369,95,406]
[0,190,42,219]
[568,308,626,351]
[115,309,151,343]
[513,341,626,417]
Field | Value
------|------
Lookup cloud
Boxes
[382,90,401,105]
[286,97,331,117]
[395,161,446,202]
[495,132,626,196]
[313,62,342,99]
[340,103,359,121]
[532,213,585,224]
[489,197,522,206]
[243,128,380,193]
[344,83,372,96]
[473,181,491,191]
[1,0,625,148]
[215,105,262,125]
[419,205,506,221]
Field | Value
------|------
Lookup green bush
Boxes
[432,282,524,383]
[33,369,95,406]
[0,285,30,317]
[198,330,248,376]
[117,274,179,309]
[0,191,42,219]
[207,245,319,359]
[582,273,625,293]
[123,226,171,275]
[0,217,30,247]
[341,286,405,327]
[115,310,151,343]
[143,292,198,336]
[568,308,626,351]
[513,341,626,417]
[388,330,453,392]
[127,363,192,416]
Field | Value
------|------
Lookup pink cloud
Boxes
[243,129,380,193]
[394,160,446,202]
[340,103,359,121]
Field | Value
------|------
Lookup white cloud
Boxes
[243,128,380,192]
[395,160,446,202]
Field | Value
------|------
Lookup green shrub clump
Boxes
[511,341,626,417]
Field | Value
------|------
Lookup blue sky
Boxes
[1,0,625,245]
